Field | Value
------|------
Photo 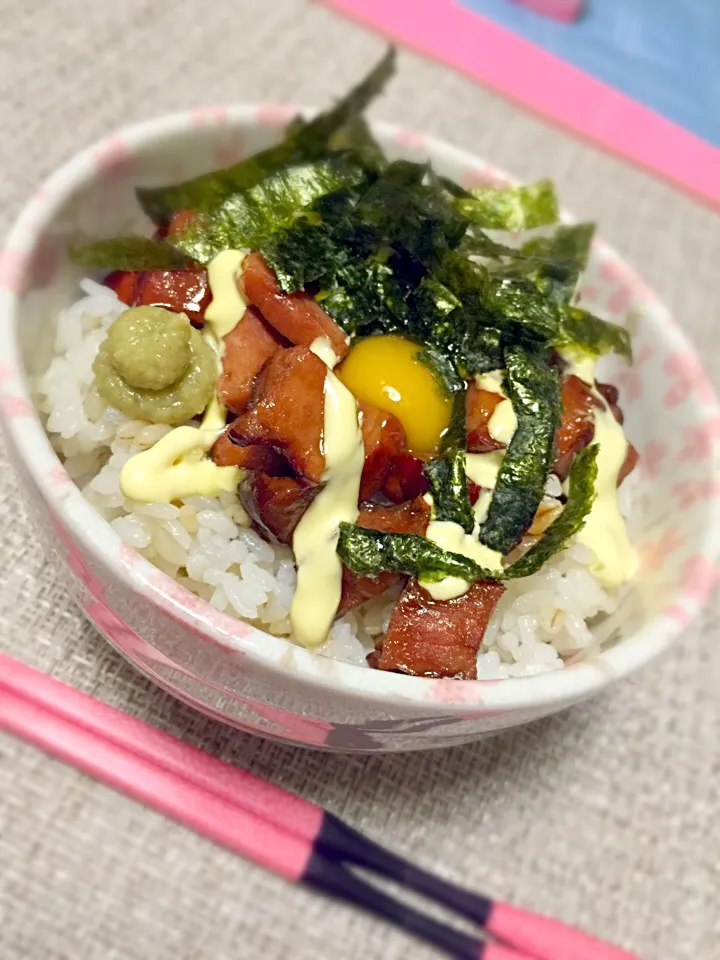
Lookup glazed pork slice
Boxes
[240,473,319,545]
[553,375,638,484]
[382,453,429,504]
[104,270,142,305]
[102,210,212,318]
[553,375,596,480]
[596,381,623,421]
[103,268,212,325]
[217,306,288,415]
[378,579,505,679]
[241,252,349,359]
[339,498,431,615]
[224,346,327,483]
[134,269,212,325]
[210,431,288,474]
[466,384,504,453]
[358,403,408,501]
[238,479,429,569]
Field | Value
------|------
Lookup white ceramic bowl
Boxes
[2,106,719,752]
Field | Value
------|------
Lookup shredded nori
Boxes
[319,258,409,337]
[423,388,474,533]
[454,179,559,231]
[479,344,562,555]
[559,306,632,361]
[74,51,629,373]
[261,215,350,293]
[84,99,629,369]
[510,222,595,304]
[355,161,468,271]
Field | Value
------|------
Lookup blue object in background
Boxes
[459,0,720,146]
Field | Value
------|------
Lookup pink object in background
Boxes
[511,0,583,23]
[322,0,720,211]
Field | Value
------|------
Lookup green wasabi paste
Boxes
[94,306,216,425]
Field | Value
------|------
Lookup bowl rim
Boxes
[2,104,719,714]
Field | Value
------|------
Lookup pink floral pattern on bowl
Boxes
[1,107,719,751]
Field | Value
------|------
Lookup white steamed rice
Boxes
[36,279,627,678]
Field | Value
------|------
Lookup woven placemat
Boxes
[0,1,718,958]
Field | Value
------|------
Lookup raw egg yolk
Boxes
[337,335,452,458]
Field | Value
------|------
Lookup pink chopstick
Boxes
[0,653,640,960]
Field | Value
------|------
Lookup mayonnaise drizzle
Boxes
[420,452,504,601]
[487,399,517,444]
[119,421,240,502]
[474,370,505,395]
[289,337,365,647]
[205,250,248,342]
[119,250,247,504]
[309,335,340,370]
[576,397,637,588]
[556,347,637,588]
[465,449,505,490]
[560,345,596,385]
[475,370,517,444]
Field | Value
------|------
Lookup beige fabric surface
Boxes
[1,1,719,957]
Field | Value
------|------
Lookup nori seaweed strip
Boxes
[416,341,464,396]
[516,222,595,303]
[261,215,354,294]
[169,158,366,265]
[487,222,594,306]
[325,115,386,171]
[423,388,474,533]
[319,258,409,337]
[68,236,185,270]
[355,161,468,271]
[407,276,461,345]
[560,307,632,361]
[454,179,559,231]
[458,325,505,377]
[504,444,598,579]
[294,47,395,154]
[260,187,377,295]
[436,252,631,365]
[479,344,562,555]
[459,230,519,259]
[436,253,560,342]
[336,524,494,584]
